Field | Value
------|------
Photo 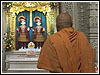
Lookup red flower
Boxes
[4,6,6,8]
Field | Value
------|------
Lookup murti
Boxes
[17,16,30,49]
[31,16,45,49]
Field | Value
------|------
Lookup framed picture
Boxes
[26,48,36,55]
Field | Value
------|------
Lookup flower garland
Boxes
[3,27,15,51]
[49,2,59,9]
[95,63,98,73]
[2,2,12,11]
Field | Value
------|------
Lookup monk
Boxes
[37,13,96,73]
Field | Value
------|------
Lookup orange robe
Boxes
[37,27,96,73]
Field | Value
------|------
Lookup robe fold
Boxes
[37,27,96,73]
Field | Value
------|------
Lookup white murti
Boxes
[17,16,30,50]
[33,16,45,50]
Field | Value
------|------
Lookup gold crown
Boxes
[18,16,26,22]
[34,16,41,22]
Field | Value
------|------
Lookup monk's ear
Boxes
[56,24,59,29]
[70,20,73,27]
[56,25,60,31]
[71,22,73,27]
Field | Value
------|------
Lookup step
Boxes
[6,68,49,73]
[5,59,38,70]
[6,50,40,60]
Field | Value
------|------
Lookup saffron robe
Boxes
[37,27,96,73]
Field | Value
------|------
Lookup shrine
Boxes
[2,2,59,73]
[2,1,98,73]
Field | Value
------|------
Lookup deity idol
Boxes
[17,16,30,49]
[31,16,45,49]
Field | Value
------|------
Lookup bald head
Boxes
[56,12,72,31]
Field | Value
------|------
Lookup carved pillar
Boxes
[89,2,98,63]
[60,2,73,17]
[76,2,90,38]
[2,9,6,71]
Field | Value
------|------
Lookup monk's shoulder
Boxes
[77,31,88,40]
[48,32,61,43]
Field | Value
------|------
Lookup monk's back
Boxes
[47,27,96,73]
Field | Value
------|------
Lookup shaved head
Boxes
[56,12,72,31]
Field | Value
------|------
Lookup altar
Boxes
[5,50,49,73]
[5,41,49,73]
